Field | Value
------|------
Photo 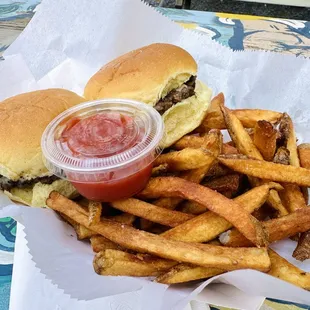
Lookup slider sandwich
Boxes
[84,43,212,147]
[0,89,85,206]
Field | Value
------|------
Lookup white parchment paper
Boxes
[1,0,310,308]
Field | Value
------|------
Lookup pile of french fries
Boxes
[47,93,310,289]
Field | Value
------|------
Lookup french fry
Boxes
[201,108,282,130]
[277,114,307,215]
[108,213,136,225]
[154,148,215,171]
[196,93,226,132]
[179,201,208,215]
[75,224,97,240]
[280,184,306,213]
[139,177,268,247]
[173,130,221,151]
[202,174,240,193]
[140,197,182,231]
[298,144,310,169]
[173,135,207,150]
[90,235,123,252]
[246,128,254,140]
[61,214,96,240]
[88,201,102,226]
[156,131,222,193]
[206,164,232,178]
[162,183,281,243]
[180,165,216,184]
[268,249,310,290]
[298,144,310,202]
[151,164,169,177]
[156,263,224,284]
[76,198,111,217]
[220,105,287,217]
[219,156,310,187]
[94,249,176,277]
[180,130,222,183]
[220,105,263,160]
[253,120,277,161]
[181,187,238,214]
[220,108,287,216]
[232,109,282,128]
[173,130,222,183]
[279,113,300,167]
[293,231,310,261]
[75,197,91,208]
[294,143,310,260]
[198,92,282,130]
[111,198,194,227]
[266,188,289,217]
[302,187,309,205]
[143,130,223,230]
[294,232,310,260]
[222,144,239,155]
[273,147,290,165]
[202,130,223,154]
[220,206,310,247]
[153,197,182,210]
[47,192,270,271]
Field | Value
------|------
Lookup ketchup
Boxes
[59,113,153,201]
[71,165,152,201]
[61,113,138,158]
[42,99,163,203]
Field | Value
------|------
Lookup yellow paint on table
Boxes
[175,22,198,29]
[216,12,272,21]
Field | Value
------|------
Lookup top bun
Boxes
[0,89,85,181]
[84,43,197,105]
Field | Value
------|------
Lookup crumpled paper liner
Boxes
[1,0,310,308]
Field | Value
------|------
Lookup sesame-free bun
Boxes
[84,43,198,105]
[84,43,212,147]
[0,89,85,181]
[161,80,211,147]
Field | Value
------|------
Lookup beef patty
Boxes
[154,76,196,115]
[0,174,59,191]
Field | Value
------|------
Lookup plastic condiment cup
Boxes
[41,99,164,201]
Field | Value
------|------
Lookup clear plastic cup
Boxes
[41,99,164,201]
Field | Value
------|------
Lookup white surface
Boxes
[236,0,310,7]
[0,0,310,308]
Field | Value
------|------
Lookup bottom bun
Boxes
[4,179,78,207]
[161,80,212,148]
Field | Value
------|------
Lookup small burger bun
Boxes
[0,89,86,206]
[84,43,212,148]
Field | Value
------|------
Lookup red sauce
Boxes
[59,113,153,201]
[71,164,152,201]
